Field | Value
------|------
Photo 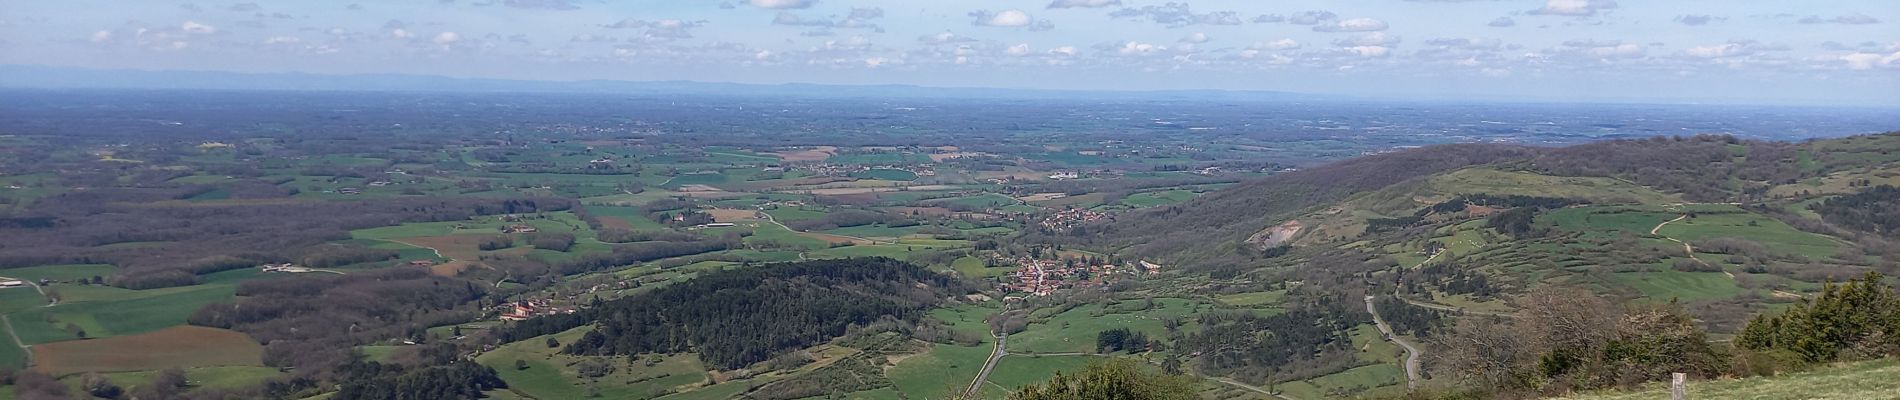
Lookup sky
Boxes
[1,0,1897,105]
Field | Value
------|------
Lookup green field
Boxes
[12,283,237,344]
[926,194,1019,209]
[0,264,117,283]
[1215,290,1286,307]
[985,355,1105,389]
[1275,363,1405,400]
[1010,298,1203,354]
[1653,206,1845,259]
[850,168,919,181]
[1542,206,1678,239]
[589,205,672,231]
[1429,168,1681,204]
[1557,359,1900,400]
[950,256,1012,279]
[1117,190,1198,208]
[477,326,711,400]
[1613,267,1743,301]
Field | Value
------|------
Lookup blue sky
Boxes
[1,0,1896,104]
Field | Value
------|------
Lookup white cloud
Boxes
[1049,46,1077,56]
[181,21,217,34]
[1800,14,1881,25]
[1333,32,1400,47]
[1531,0,1617,17]
[1680,40,1786,59]
[1287,10,1337,25]
[89,30,112,43]
[974,9,1031,27]
[747,0,813,10]
[1572,42,1644,58]
[864,56,897,68]
[1110,3,1243,27]
[433,31,460,44]
[1250,39,1300,50]
[391,28,414,39]
[1112,41,1166,56]
[263,36,301,44]
[1006,43,1031,56]
[1046,0,1119,9]
[1180,32,1210,44]
[1840,51,1899,70]
[1314,18,1388,32]
[1344,46,1390,57]
[1488,17,1516,27]
[918,31,975,45]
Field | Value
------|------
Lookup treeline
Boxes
[1431,288,1729,396]
[1431,275,1900,398]
[330,361,507,400]
[782,209,917,232]
[1811,185,1900,237]
[188,268,487,374]
[1737,272,1899,364]
[0,191,571,288]
[1373,295,1444,338]
[1179,291,1370,382]
[1417,194,1581,216]
[499,258,965,370]
[1095,328,1152,354]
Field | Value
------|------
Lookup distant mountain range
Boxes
[0,64,1324,101]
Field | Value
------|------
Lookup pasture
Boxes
[477,326,711,400]
[13,283,237,344]
[33,326,264,376]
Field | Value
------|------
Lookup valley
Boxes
[0,93,1896,400]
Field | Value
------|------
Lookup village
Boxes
[997,253,1161,298]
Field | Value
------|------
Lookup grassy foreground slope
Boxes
[1557,359,1900,400]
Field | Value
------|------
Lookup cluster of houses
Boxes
[259,263,316,273]
[792,163,936,178]
[1001,256,1133,297]
[497,299,577,321]
[1038,208,1110,232]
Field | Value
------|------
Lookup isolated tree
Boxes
[81,372,123,399]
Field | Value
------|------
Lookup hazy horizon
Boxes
[2,0,1897,106]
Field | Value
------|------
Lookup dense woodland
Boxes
[187,268,490,397]
[1811,185,1900,237]
[1182,291,1371,382]
[502,258,968,370]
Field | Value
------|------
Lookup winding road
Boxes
[1365,295,1422,390]
[1650,213,1734,279]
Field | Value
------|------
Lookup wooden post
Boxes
[1671,372,1686,400]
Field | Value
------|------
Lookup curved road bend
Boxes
[1365,295,1422,390]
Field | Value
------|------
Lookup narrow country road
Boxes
[2,315,30,367]
[0,276,52,368]
[1366,295,1422,390]
[1651,213,1734,278]
[757,207,890,245]
[965,333,1007,398]
[1212,377,1299,400]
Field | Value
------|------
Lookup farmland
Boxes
[0,89,1894,399]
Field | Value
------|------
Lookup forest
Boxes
[505,258,968,370]
[1811,185,1900,237]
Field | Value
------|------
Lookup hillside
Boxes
[1556,359,1900,400]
